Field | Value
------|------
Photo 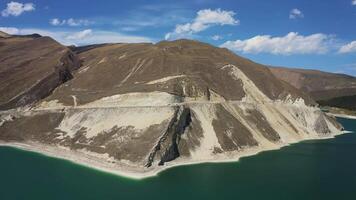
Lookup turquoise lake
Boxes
[0,117,355,200]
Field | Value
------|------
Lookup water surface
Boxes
[0,117,355,200]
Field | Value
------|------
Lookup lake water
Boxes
[0,117,355,200]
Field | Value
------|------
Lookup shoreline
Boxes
[0,131,348,180]
[327,113,356,120]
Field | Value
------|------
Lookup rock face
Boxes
[0,34,81,110]
[0,37,342,176]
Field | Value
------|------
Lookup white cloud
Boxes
[194,9,238,25]
[50,18,64,26]
[289,8,304,19]
[352,0,356,5]
[1,1,34,17]
[0,27,153,46]
[49,18,92,26]
[339,41,356,53]
[211,35,222,40]
[71,31,153,45]
[165,8,239,40]
[0,27,20,34]
[221,32,333,55]
[66,29,92,40]
[67,18,91,26]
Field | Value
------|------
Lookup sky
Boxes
[0,0,355,75]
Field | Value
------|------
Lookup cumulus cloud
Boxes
[0,26,153,45]
[211,35,222,40]
[165,8,239,40]
[1,1,34,17]
[352,0,356,5]
[221,32,333,55]
[339,41,356,53]
[289,8,304,19]
[49,18,92,26]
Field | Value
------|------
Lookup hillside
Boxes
[0,31,10,38]
[269,66,356,101]
[0,33,81,110]
[0,36,342,178]
[318,95,356,111]
[269,66,356,112]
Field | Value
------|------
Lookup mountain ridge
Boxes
[269,66,356,111]
[0,33,342,178]
[0,33,81,110]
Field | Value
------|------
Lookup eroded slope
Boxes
[45,40,314,106]
[0,34,80,110]
[0,39,342,177]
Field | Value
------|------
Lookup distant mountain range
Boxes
[270,66,356,110]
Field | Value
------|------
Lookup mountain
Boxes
[318,95,356,111]
[0,31,10,38]
[0,35,342,178]
[269,66,356,110]
[0,33,80,110]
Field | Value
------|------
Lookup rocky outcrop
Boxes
[145,106,192,167]
[314,114,331,134]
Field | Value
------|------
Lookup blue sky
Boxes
[0,0,355,75]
